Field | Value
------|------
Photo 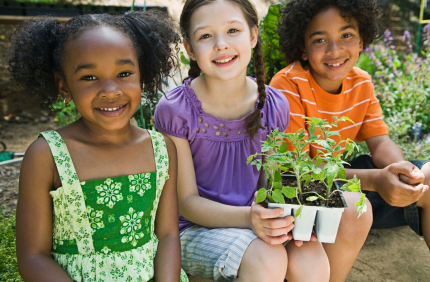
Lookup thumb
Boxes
[254,191,258,202]
[391,162,418,178]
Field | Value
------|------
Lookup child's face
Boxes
[58,26,142,131]
[184,0,258,81]
[302,7,363,93]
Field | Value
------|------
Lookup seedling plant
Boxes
[247,116,367,217]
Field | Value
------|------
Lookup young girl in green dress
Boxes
[10,11,188,282]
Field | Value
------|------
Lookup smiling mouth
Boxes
[96,104,127,112]
[325,59,348,67]
[213,55,238,64]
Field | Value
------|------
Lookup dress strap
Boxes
[39,131,95,254]
[148,130,169,234]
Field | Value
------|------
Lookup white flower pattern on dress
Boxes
[128,173,151,196]
[96,178,123,209]
[86,206,105,233]
[43,130,189,281]
[120,207,144,247]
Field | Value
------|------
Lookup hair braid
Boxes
[245,39,266,139]
[184,59,201,82]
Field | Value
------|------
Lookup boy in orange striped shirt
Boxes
[270,0,430,280]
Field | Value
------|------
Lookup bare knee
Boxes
[340,192,373,239]
[237,238,288,282]
[285,241,330,282]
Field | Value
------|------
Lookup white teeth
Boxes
[99,105,124,111]
[214,56,236,63]
[328,61,345,67]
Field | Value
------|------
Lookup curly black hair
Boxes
[278,0,380,66]
[8,10,181,108]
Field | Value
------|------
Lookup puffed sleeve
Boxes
[265,85,290,133]
[154,86,195,140]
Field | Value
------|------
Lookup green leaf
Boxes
[279,142,287,153]
[256,188,267,203]
[316,157,323,167]
[180,51,190,68]
[282,186,297,199]
[354,193,367,217]
[306,196,319,201]
[272,181,282,189]
[342,176,361,192]
[272,189,285,204]
[295,205,303,217]
[246,153,257,165]
[274,170,282,183]
[324,162,339,188]
[301,174,312,186]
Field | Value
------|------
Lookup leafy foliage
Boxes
[52,99,80,126]
[0,207,23,282]
[247,3,288,83]
[248,117,367,217]
[355,26,430,160]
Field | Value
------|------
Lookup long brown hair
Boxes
[180,0,266,139]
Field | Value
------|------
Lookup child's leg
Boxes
[418,162,430,249]
[285,241,330,282]
[235,239,288,282]
[322,191,373,282]
[181,225,287,282]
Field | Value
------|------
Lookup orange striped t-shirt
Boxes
[269,61,389,158]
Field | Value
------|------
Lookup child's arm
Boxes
[154,136,182,281]
[161,132,292,245]
[16,139,73,282]
[345,135,427,207]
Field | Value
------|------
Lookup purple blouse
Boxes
[154,77,290,233]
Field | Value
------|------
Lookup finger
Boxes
[294,240,303,247]
[391,162,419,178]
[254,205,285,219]
[261,224,294,237]
[396,183,428,198]
[260,216,295,229]
[399,174,422,185]
[261,234,290,245]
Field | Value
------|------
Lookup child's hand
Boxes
[398,164,425,186]
[250,196,294,245]
[374,161,429,207]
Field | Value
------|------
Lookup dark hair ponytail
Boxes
[8,18,63,108]
[245,39,266,139]
[186,58,201,81]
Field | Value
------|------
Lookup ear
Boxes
[183,40,197,61]
[54,73,71,103]
[250,25,258,49]
[302,49,308,61]
[359,36,363,51]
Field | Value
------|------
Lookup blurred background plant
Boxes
[355,23,430,160]
[0,207,22,282]
[52,98,80,126]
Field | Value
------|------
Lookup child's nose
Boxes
[326,40,344,56]
[98,80,122,99]
[214,35,230,51]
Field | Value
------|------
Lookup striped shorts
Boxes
[180,225,258,282]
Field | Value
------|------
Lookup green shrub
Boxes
[0,207,23,282]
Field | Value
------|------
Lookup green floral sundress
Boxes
[40,130,188,282]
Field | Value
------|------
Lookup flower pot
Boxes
[314,191,347,243]
[267,174,347,243]
[268,202,317,241]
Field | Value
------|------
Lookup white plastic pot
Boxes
[267,175,347,243]
[314,192,347,243]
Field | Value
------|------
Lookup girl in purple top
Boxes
[155,0,330,281]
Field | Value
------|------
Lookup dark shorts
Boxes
[339,155,429,236]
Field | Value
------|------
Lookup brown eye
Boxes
[118,72,132,78]
[81,75,97,81]
[199,34,211,40]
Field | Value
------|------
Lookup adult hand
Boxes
[250,194,294,245]
[374,161,429,207]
